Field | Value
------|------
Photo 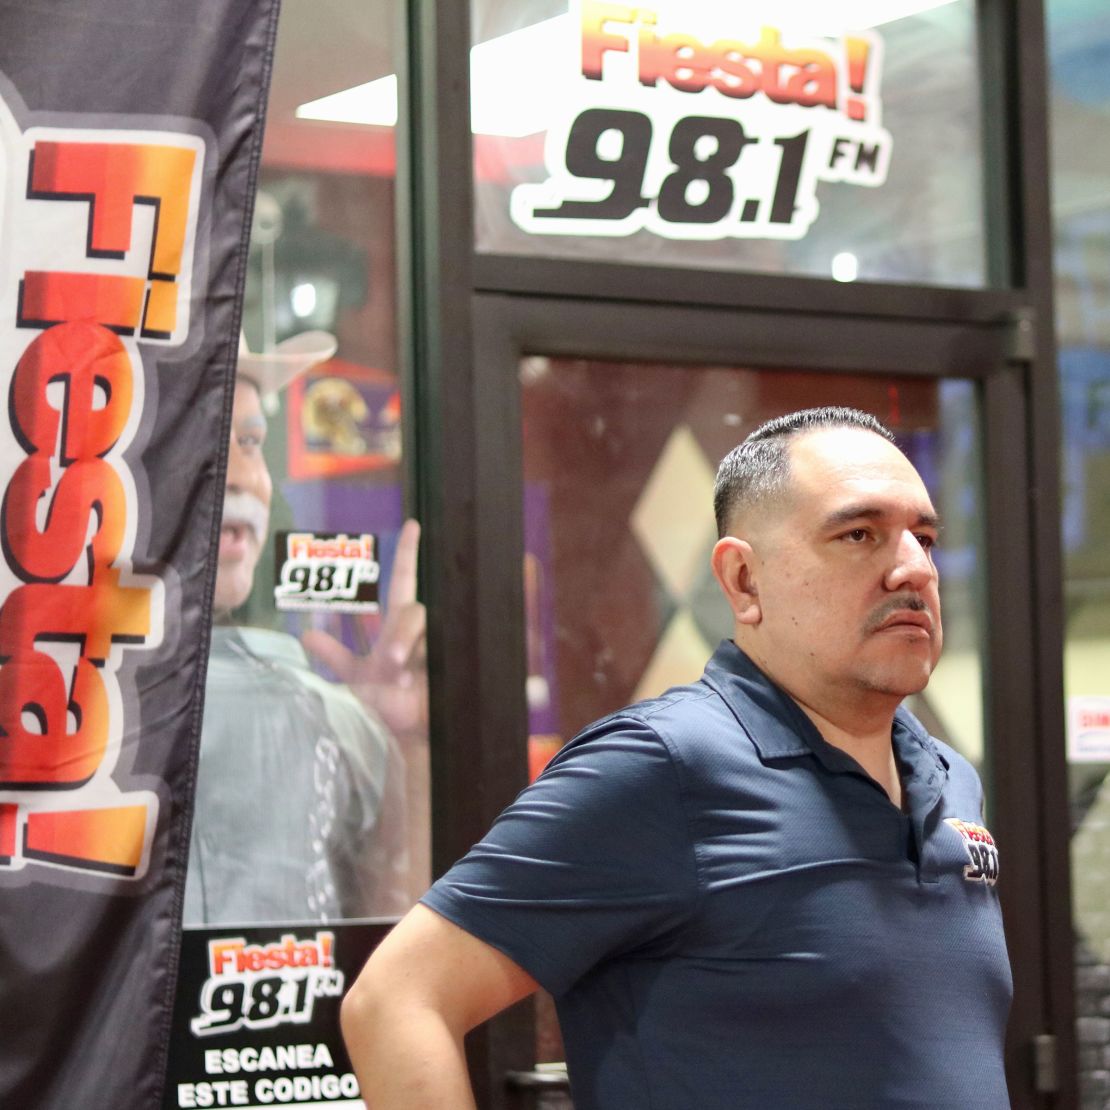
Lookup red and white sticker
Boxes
[945,818,999,886]
[273,531,380,613]
[511,0,891,243]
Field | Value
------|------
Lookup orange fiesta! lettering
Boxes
[0,324,155,869]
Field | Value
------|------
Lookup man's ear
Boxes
[710,536,762,626]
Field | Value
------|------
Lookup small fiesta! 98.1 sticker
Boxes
[273,531,380,613]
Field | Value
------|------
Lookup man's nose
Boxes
[224,445,243,490]
[225,434,250,490]
[885,531,936,592]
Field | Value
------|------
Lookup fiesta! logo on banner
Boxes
[511,0,891,242]
[0,109,206,881]
[191,932,345,1036]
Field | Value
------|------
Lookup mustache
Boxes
[221,490,269,543]
[864,594,933,634]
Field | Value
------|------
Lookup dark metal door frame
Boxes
[398,0,1075,1105]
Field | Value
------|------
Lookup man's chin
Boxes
[213,572,255,618]
[865,664,935,699]
[855,647,938,697]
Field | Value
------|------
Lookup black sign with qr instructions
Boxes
[166,921,393,1110]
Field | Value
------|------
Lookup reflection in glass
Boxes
[1048,2,1110,1102]
[183,0,429,929]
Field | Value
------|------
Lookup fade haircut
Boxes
[713,407,896,537]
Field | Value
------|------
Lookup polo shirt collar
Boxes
[702,640,817,759]
[701,640,949,785]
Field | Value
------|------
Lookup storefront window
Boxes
[169,2,427,1101]
[472,1,987,286]
[185,0,427,932]
[1048,3,1110,1105]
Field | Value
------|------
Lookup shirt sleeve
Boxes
[322,686,412,918]
[421,715,700,996]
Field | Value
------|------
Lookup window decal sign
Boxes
[189,932,344,1037]
[1068,695,1110,763]
[0,2,281,1107]
[167,923,389,1110]
[511,0,891,241]
[274,531,381,613]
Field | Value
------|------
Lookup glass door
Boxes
[518,356,990,1075]
[464,291,1063,1109]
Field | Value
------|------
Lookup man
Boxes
[340,407,1012,1109]
[183,336,427,925]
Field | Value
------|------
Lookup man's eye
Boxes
[843,528,869,543]
[916,534,936,551]
[238,433,263,450]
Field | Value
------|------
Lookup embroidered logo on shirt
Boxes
[945,818,999,885]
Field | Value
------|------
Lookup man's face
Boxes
[736,427,943,707]
[213,379,272,618]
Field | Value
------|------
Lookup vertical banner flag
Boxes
[0,2,282,1108]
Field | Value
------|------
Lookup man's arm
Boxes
[341,903,540,1108]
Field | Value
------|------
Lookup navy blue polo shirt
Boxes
[423,641,1012,1109]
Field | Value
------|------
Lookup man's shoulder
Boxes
[551,643,804,776]
[558,679,746,773]
[624,679,719,720]
[592,678,728,733]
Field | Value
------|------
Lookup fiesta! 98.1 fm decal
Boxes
[511,0,891,242]
[189,932,344,1038]
[168,922,390,1110]
[274,532,380,614]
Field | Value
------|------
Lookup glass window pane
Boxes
[185,0,429,928]
[521,358,988,1063]
[1048,3,1110,1104]
[474,1,987,287]
[170,6,426,1101]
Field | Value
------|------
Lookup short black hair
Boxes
[713,407,895,537]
